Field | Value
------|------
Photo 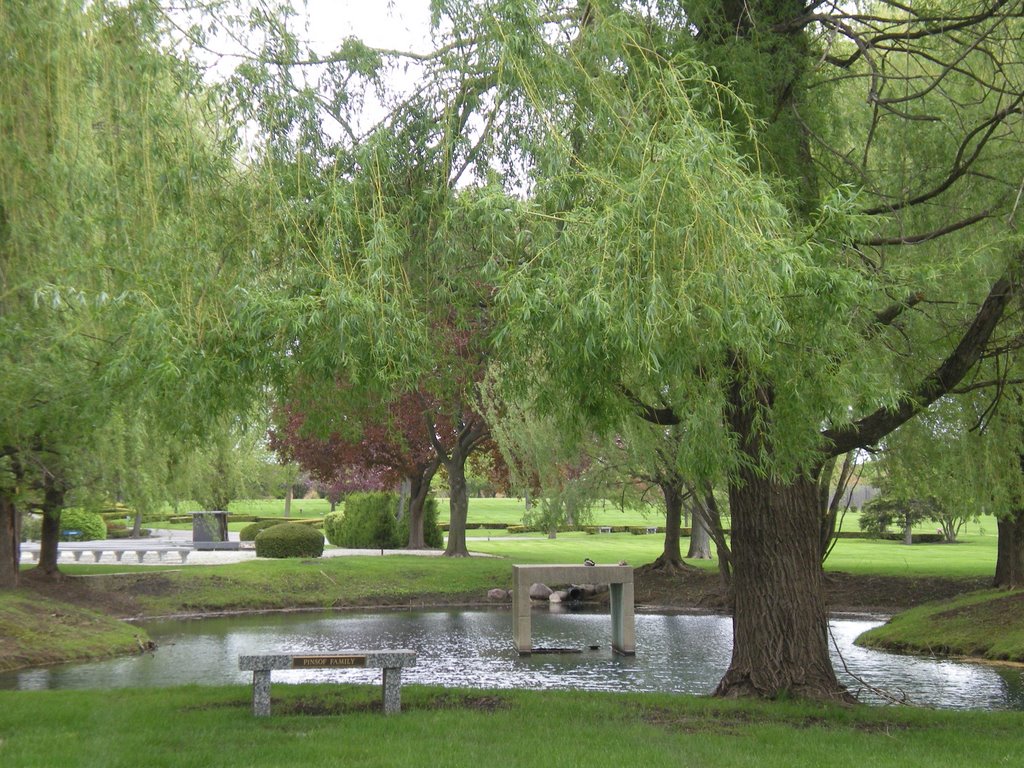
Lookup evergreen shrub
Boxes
[333,492,400,549]
[323,511,344,546]
[254,523,325,558]
[59,509,107,541]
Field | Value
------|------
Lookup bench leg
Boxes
[382,667,402,714]
[179,550,190,563]
[252,670,272,716]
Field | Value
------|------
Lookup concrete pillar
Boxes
[609,581,636,655]
[382,667,402,714]
[512,575,533,654]
[252,670,272,716]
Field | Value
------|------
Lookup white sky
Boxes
[295,1,436,137]
[300,0,433,53]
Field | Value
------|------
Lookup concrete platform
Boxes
[512,564,635,655]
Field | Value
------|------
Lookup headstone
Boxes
[190,511,229,543]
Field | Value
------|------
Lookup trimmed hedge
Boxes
[106,526,152,539]
[254,523,325,559]
[59,509,107,541]
[239,520,283,542]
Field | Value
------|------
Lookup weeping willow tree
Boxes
[484,2,1022,701]
[0,0,273,584]
[179,0,1023,700]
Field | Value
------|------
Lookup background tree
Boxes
[0,1,275,584]
[270,389,442,548]
[865,385,1024,584]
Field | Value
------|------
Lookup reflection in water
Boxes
[2,610,1021,710]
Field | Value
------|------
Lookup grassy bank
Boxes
[30,556,515,619]
[857,589,1024,662]
[1,685,1021,768]
[0,592,149,673]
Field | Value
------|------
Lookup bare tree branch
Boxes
[823,271,1016,456]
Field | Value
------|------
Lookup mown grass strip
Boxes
[0,685,1021,768]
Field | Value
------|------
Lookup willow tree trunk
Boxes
[444,449,471,557]
[994,508,1024,588]
[716,389,847,701]
[650,481,689,572]
[405,463,438,550]
[0,494,19,589]
[687,498,712,560]
[36,509,62,578]
[716,468,847,700]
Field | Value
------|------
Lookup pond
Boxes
[2,609,1021,710]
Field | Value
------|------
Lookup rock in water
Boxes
[529,582,553,600]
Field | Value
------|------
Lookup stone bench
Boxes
[19,543,192,564]
[238,650,417,716]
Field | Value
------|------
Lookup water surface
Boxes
[2,609,1021,710]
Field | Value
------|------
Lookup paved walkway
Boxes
[20,529,492,566]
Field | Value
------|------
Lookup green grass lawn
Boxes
[228,497,335,518]
[221,496,1002,531]
[195,497,672,526]
[821,534,996,578]
[0,685,1020,768]
[466,529,998,578]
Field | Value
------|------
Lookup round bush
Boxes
[240,519,283,542]
[254,523,325,559]
[59,508,107,541]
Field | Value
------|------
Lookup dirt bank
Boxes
[633,566,990,615]
[15,566,991,622]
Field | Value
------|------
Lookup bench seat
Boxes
[239,650,417,716]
